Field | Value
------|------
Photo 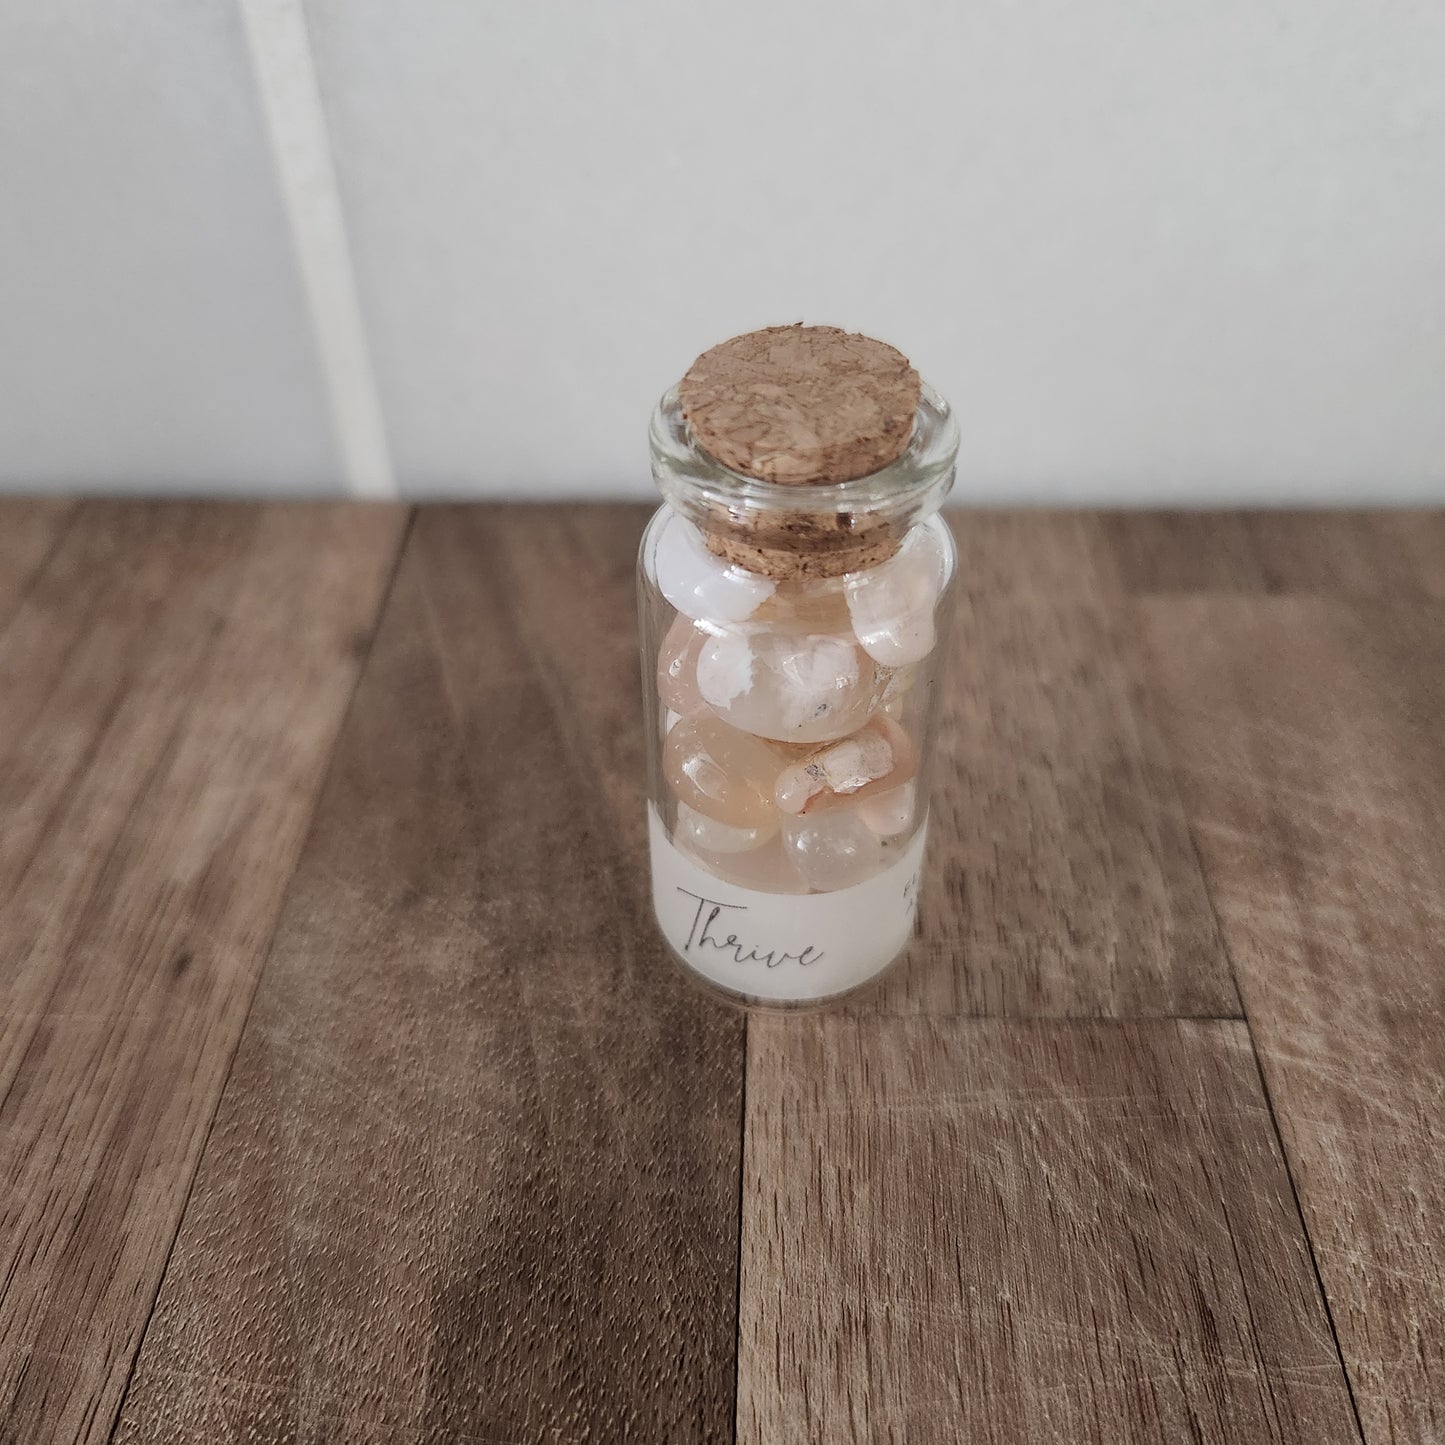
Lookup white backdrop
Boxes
[3,0,1443,503]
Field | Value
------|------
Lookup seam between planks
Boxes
[731,1010,748,1445]
[102,506,417,1444]
[1137,596,1246,1025]
[1132,614,1369,1444]
[1236,1011,1367,1443]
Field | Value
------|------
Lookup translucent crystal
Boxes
[663,712,786,829]
[678,833,810,894]
[653,514,774,623]
[781,808,893,891]
[657,613,707,715]
[856,781,916,837]
[774,716,918,816]
[845,526,947,666]
[875,672,918,738]
[674,800,777,854]
[695,626,880,744]
[879,663,916,708]
[753,577,852,631]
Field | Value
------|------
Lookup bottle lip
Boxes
[650,381,958,520]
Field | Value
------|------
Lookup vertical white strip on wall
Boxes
[238,0,396,498]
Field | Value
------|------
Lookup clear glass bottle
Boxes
[638,340,958,1006]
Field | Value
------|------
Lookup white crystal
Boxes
[856,781,916,837]
[674,801,777,854]
[695,627,877,744]
[780,809,892,892]
[653,515,774,623]
[774,725,895,814]
[774,716,917,816]
[845,525,947,666]
[664,709,682,734]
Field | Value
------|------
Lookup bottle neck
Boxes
[649,382,958,581]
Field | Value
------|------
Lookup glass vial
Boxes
[638,326,958,1005]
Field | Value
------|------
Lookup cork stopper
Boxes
[680,325,921,486]
[678,325,922,580]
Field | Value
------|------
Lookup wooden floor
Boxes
[1,501,1443,1444]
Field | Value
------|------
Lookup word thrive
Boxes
[676,889,824,969]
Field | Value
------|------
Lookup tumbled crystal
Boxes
[845,525,947,666]
[774,715,918,815]
[675,800,777,854]
[856,780,916,837]
[695,626,880,744]
[753,577,852,631]
[657,614,707,715]
[780,808,893,892]
[663,712,786,829]
[678,833,810,894]
[654,515,775,623]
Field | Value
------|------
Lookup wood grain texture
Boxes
[0,501,406,1444]
[115,506,746,1444]
[865,513,1236,1016]
[0,497,77,624]
[946,511,1124,604]
[1106,511,1445,599]
[739,1017,1360,1445]
[1142,594,1445,1444]
[4,503,1440,1442]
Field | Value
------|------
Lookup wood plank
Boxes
[1106,510,1445,599]
[1141,594,1445,1444]
[0,500,406,1444]
[0,498,78,625]
[1,503,262,1095]
[945,510,1123,604]
[114,506,745,1444]
[865,513,1235,1016]
[739,1016,1360,1445]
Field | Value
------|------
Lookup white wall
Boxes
[3,0,1444,504]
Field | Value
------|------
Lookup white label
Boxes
[648,805,927,1002]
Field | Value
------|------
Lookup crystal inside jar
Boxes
[638,326,958,1006]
